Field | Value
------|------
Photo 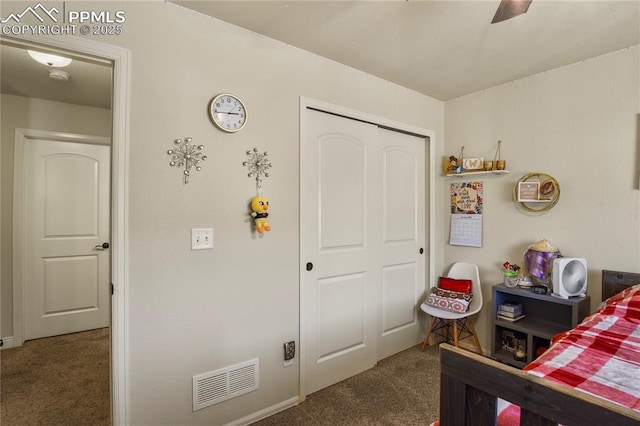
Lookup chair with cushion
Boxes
[420,262,483,354]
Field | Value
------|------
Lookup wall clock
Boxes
[208,93,247,133]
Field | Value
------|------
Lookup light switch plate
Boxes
[191,228,213,250]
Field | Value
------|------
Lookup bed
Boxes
[438,270,640,425]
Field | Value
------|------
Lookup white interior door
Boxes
[23,138,110,341]
[378,128,425,360]
[301,108,426,395]
[301,109,380,395]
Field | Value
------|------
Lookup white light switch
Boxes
[191,228,214,250]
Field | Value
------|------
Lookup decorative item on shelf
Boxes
[513,340,527,362]
[502,261,521,288]
[514,172,560,212]
[445,155,462,174]
[462,157,484,170]
[244,147,273,234]
[167,137,207,184]
[501,329,518,352]
[483,160,494,171]
[493,140,506,170]
[532,285,548,295]
[524,239,562,288]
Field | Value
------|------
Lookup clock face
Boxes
[209,94,247,132]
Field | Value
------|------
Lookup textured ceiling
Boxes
[173,0,640,101]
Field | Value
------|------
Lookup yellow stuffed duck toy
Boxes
[251,196,271,233]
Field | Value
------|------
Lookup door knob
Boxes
[95,242,110,250]
[419,248,424,254]
[306,262,313,271]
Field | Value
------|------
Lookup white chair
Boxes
[420,262,483,354]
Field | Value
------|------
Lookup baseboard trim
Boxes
[0,336,15,349]
[225,396,300,426]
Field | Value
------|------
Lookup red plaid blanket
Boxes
[498,284,640,424]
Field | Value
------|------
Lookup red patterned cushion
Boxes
[438,276,473,294]
[426,287,473,313]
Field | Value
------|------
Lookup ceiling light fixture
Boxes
[28,50,72,67]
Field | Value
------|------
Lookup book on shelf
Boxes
[498,301,523,314]
[497,308,523,318]
[497,313,525,322]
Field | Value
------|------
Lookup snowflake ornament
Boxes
[243,147,272,191]
[167,137,207,184]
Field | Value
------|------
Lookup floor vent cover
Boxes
[192,358,259,411]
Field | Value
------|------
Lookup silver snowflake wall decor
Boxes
[167,137,207,184]
[243,147,272,193]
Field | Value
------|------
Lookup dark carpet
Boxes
[1,332,440,426]
[253,344,441,425]
[0,328,110,426]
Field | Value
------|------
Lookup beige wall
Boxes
[0,93,111,339]
[69,2,443,425]
[444,46,640,351]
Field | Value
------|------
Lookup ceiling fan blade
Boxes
[491,0,532,24]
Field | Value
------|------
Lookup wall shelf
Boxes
[513,172,560,212]
[446,170,510,178]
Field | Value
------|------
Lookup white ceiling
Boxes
[0,43,112,109]
[172,0,640,101]
[2,1,637,107]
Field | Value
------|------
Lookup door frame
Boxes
[2,34,130,425]
[13,128,110,342]
[298,96,436,399]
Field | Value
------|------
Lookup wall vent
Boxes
[192,358,259,411]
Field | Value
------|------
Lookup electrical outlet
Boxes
[283,341,295,367]
[191,228,214,250]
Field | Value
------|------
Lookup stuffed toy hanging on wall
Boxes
[243,147,273,234]
[250,196,271,233]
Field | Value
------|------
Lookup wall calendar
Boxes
[450,181,483,247]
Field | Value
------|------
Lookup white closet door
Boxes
[301,108,426,395]
[301,109,380,395]
[378,127,425,360]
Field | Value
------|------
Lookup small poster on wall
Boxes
[450,181,483,247]
[517,181,540,201]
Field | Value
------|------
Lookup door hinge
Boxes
[111,283,114,295]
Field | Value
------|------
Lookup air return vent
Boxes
[192,358,259,411]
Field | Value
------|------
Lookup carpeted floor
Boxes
[252,343,441,425]
[0,328,111,426]
[1,332,439,426]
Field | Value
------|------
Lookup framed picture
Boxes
[462,157,484,170]
[517,181,540,202]
[501,330,517,352]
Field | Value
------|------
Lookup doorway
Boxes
[299,98,435,396]
[0,35,130,424]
